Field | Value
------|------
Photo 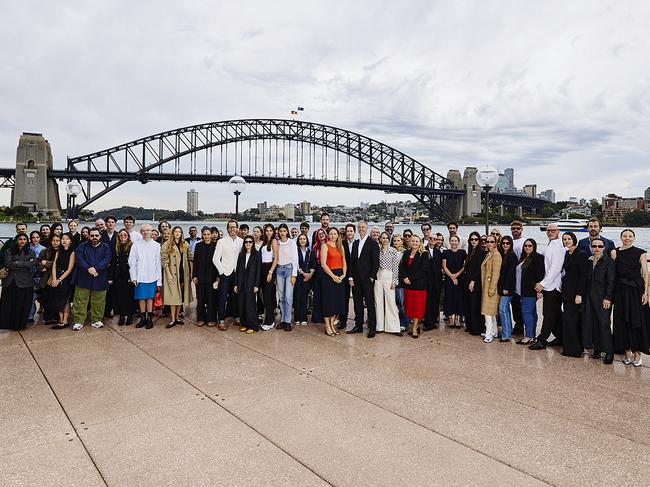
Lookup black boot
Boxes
[604,353,614,365]
[125,314,133,326]
[117,316,126,326]
[135,313,146,328]
[592,349,601,359]
[145,312,154,329]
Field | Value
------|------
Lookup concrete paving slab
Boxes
[26,331,198,427]
[0,436,104,487]
[80,396,328,487]
[0,329,25,348]
[222,375,545,487]
[311,348,650,485]
[20,321,109,343]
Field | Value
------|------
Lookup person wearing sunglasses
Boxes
[464,231,485,336]
[480,235,502,343]
[530,223,566,350]
[497,236,518,342]
[581,237,616,364]
[442,235,466,329]
[611,229,649,367]
[577,218,615,257]
[515,239,545,344]
[559,232,588,357]
[234,237,261,334]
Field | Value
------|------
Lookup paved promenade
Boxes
[1,306,649,486]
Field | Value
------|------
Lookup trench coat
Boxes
[161,243,193,306]
[480,250,502,316]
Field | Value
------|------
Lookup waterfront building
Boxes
[504,168,514,189]
[523,184,537,198]
[645,186,650,202]
[300,200,311,215]
[257,202,267,212]
[602,193,646,222]
[284,203,295,221]
[186,189,199,216]
[539,189,556,203]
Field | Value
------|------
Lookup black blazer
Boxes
[297,247,313,275]
[399,251,431,291]
[464,248,486,291]
[350,237,379,282]
[235,252,261,293]
[425,246,443,291]
[585,255,616,301]
[343,239,354,279]
[498,251,518,295]
[561,250,588,301]
[101,231,117,254]
[2,247,37,289]
[193,241,218,283]
[108,247,132,282]
[519,253,545,297]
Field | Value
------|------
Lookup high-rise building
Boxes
[186,189,199,216]
[539,189,556,203]
[284,203,295,221]
[300,200,311,215]
[504,168,514,189]
[645,186,650,202]
[523,184,537,198]
[257,202,267,212]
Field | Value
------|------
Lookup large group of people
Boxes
[1,215,648,366]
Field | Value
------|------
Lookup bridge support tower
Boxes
[12,133,61,215]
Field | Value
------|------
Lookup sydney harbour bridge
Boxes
[0,119,544,220]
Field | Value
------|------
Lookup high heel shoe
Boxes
[325,323,336,337]
[411,322,419,339]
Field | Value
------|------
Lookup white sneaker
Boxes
[72,323,83,331]
[483,336,493,343]
[91,321,104,329]
[294,321,300,327]
[492,331,498,338]
[633,357,643,367]
[260,324,272,331]
[300,321,308,327]
[623,355,632,365]
[480,332,486,337]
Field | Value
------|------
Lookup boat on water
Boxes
[539,219,589,232]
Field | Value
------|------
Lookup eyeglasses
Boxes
[547,229,559,233]
[502,242,511,245]
[511,227,522,231]
[244,241,253,245]
[591,244,604,248]
[469,237,479,241]
[523,244,533,248]
[486,240,496,244]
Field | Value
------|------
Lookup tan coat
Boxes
[161,243,193,306]
[480,250,502,316]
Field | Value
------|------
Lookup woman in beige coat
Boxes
[480,235,502,343]
[161,226,193,328]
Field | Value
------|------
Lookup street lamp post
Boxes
[475,166,500,236]
[65,181,82,221]
[228,175,247,220]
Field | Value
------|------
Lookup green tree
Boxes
[623,210,650,227]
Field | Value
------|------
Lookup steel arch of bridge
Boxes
[64,119,463,219]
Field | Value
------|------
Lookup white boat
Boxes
[539,219,589,232]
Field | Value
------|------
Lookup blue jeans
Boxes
[498,295,513,339]
[276,264,294,323]
[395,287,408,327]
[520,296,538,338]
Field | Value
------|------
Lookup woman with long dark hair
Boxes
[611,229,649,367]
[399,235,430,338]
[39,224,51,248]
[50,222,64,239]
[516,239,545,344]
[28,231,46,323]
[293,234,313,327]
[309,228,328,325]
[480,234,502,343]
[275,223,299,331]
[497,235,518,342]
[109,229,136,326]
[259,223,278,331]
[80,226,91,243]
[0,233,36,331]
[560,231,588,357]
[464,231,485,335]
[192,227,218,327]
[38,234,61,325]
[234,236,261,334]
[47,233,76,329]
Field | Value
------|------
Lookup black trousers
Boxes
[104,283,114,316]
[538,290,563,344]
[352,277,376,331]
[260,262,276,326]
[196,280,217,323]
[293,277,310,323]
[511,294,523,331]
[561,299,582,357]
[424,284,441,328]
[239,291,259,330]
[217,273,234,322]
[465,288,485,335]
[340,280,351,322]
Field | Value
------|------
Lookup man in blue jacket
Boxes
[577,218,615,257]
[72,228,112,331]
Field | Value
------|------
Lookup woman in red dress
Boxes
[399,234,430,338]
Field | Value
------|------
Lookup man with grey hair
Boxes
[348,220,380,338]
[530,223,566,350]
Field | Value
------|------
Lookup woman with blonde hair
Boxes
[399,234,430,338]
[161,226,193,328]
[481,234,503,343]
[375,231,401,335]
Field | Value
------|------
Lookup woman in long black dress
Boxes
[582,237,616,364]
[611,229,649,367]
[47,234,76,329]
[0,232,36,331]
[464,232,485,335]
[234,236,261,333]
[442,235,466,328]
[560,232,588,357]
[38,234,61,325]
[109,229,137,326]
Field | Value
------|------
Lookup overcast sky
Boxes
[1,0,649,212]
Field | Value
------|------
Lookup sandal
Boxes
[51,323,69,330]
[517,338,533,345]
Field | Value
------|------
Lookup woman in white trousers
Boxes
[375,232,401,334]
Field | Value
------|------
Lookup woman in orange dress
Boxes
[320,227,347,336]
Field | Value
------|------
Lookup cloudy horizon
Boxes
[1,0,649,213]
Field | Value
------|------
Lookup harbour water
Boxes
[2,221,650,250]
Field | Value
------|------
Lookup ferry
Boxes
[539,219,589,232]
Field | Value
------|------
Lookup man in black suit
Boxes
[339,223,356,330]
[423,235,443,330]
[348,220,379,338]
[100,215,118,318]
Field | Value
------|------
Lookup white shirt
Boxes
[357,235,369,257]
[512,237,524,259]
[346,239,355,256]
[277,239,299,276]
[212,235,243,276]
[539,238,566,292]
[128,238,161,285]
[128,229,142,242]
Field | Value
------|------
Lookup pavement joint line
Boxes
[129,319,550,485]
[105,324,334,486]
[18,331,109,487]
